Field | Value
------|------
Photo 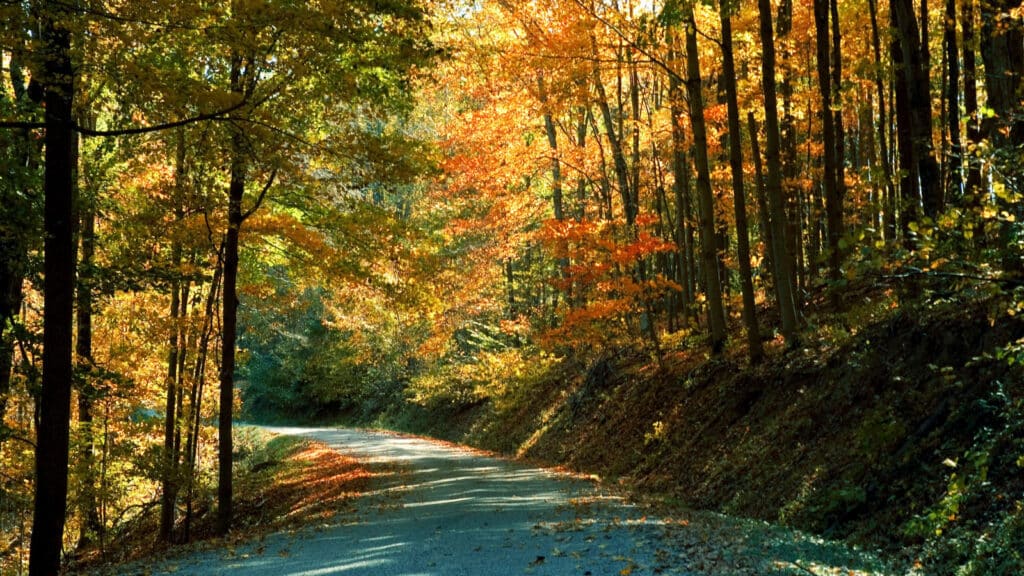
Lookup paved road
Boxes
[108,427,892,575]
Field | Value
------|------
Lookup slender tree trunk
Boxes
[776,0,802,306]
[944,0,963,200]
[683,7,727,354]
[575,107,589,222]
[829,0,847,236]
[720,7,763,364]
[980,0,1024,272]
[75,164,101,548]
[217,54,247,536]
[185,253,222,542]
[592,35,636,227]
[668,45,696,327]
[160,246,182,542]
[748,112,776,290]
[160,132,188,542]
[814,0,844,295]
[892,0,943,221]
[757,0,801,345]
[962,0,982,198]
[29,2,77,572]
[538,73,568,305]
[868,0,898,239]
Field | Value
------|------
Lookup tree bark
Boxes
[814,0,844,293]
[75,156,101,548]
[160,245,182,541]
[757,0,801,345]
[29,1,77,572]
[892,0,943,221]
[962,0,982,198]
[720,6,763,364]
[217,53,247,536]
[161,133,188,541]
[184,251,222,542]
[944,0,963,199]
[867,0,898,239]
[748,112,775,289]
[592,35,636,227]
[667,43,696,327]
[683,7,727,354]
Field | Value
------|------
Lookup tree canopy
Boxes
[1,0,1022,573]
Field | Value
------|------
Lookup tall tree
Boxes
[719,1,763,363]
[891,0,943,223]
[681,6,727,353]
[28,1,77,573]
[814,0,844,290]
[944,0,963,198]
[757,0,801,345]
[867,0,898,239]
[75,123,102,547]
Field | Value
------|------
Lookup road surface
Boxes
[100,427,892,575]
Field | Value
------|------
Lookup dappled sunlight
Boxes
[105,427,893,575]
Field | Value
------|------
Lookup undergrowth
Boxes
[72,427,374,574]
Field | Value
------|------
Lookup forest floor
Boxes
[365,287,1024,574]
[77,427,892,575]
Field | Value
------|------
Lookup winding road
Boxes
[110,427,892,575]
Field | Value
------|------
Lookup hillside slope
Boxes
[372,298,1024,573]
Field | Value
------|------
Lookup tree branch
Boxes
[76,100,249,137]
[241,168,277,222]
[0,99,248,136]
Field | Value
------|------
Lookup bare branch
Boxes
[241,168,277,222]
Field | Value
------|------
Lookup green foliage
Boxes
[239,285,368,421]
[855,408,906,463]
[909,372,1024,574]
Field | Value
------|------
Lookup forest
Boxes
[1,0,1022,574]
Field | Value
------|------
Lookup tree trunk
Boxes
[892,0,943,221]
[538,73,569,305]
[944,0,963,199]
[29,2,77,573]
[160,133,188,542]
[184,252,222,542]
[720,6,763,364]
[748,112,775,290]
[592,35,636,227]
[814,0,844,294]
[667,44,696,328]
[683,7,727,354]
[160,244,182,542]
[757,0,801,345]
[75,164,101,549]
[217,54,247,536]
[867,0,898,239]
[962,0,982,198]
[829,0,847,244]
[776,0,803,306]
[980,0,1024,272]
